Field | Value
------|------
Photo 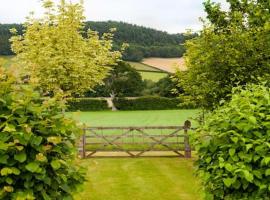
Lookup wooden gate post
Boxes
[184,120,191,158]
[80,129,86,159]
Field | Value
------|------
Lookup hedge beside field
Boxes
[113,96,182,110]
[67,98,109,111]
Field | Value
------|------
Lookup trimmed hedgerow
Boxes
[194,84,270,200]
[67,98,109,111]
[113,96,182,110]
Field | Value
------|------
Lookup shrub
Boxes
[67,98,109,111]
[0,68,84,199]
[194,84,270,199]
[113,96,182,110]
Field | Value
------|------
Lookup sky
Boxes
[0,0,228,33]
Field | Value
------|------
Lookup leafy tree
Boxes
[142,75,183,97]
[0,66,84,199]
[10,0,121,96]
[85,62,144,98]
[178,0,270,109]
[194,84,270,199]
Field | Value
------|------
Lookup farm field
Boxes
[69,109,199,151]
[75,158,203,200]
[140,71,168,82]
[128,61,162,72]
[69,109,199,127]
[142,57,186,73]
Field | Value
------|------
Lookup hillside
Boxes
[0,21,196,61]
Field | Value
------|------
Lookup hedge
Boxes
[113,96,182,110]
[67,98,109,111]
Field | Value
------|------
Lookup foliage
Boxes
[142,75,183,97]
[113,96,182,110]
[178,0,270,109]
[67,98,109,111]
[194,84,270,199]
[85,62,144,98]
[0,21,197,61]
[0,66,84,199]
[10,0,121,96]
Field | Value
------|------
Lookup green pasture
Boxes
[140,71,168,82]
[69,109,199,127]
[69,110,199,151]
[75,158,203,200]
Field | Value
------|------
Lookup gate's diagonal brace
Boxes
[135,129,184,157]
[90,129,136,157]
[135,128,183,157]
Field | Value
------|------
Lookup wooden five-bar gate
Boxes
[79,120,193,158]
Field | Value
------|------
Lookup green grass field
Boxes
[69,110,199,151]
[75,158,203,200]
[69,109,199,127]
[128,61,169,82]
[140,71,168,82]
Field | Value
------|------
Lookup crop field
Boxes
[75,158,203,200]
[140,71,168,82]
[142,57,186,73]
[128,61,162,72]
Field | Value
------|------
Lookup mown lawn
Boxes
[69,109,199,127]
[75,158,203,200]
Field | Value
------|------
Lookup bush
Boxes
[0,68,84,199]
[67,98,109,111]
[194,84,270,199]
[113,96,182,110]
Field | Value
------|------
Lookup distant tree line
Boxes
[0,21,197,61]
[84,62,182,98]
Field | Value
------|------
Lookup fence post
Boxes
[81,128,86,159]
[184,120,191,158]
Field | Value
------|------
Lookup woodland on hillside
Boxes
[0,21,197,61]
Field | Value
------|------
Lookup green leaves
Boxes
[50,160,61,170]
[10,0,121,97]
[25,162,42,173]
[14,152,27,163]
[229,148,235,157]
[195,84,270,199]
[47,137,62,145]
[1,167,20,176]
[223,177,235,187]
[265,169,270,176]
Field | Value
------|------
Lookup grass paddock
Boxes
[69,109,199,127]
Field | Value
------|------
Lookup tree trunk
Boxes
[110,92,117,111]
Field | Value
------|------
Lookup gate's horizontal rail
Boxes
[80,120,193,158]
[84,126,185,130]
[85,134,185,138]
[85,142,185,145]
